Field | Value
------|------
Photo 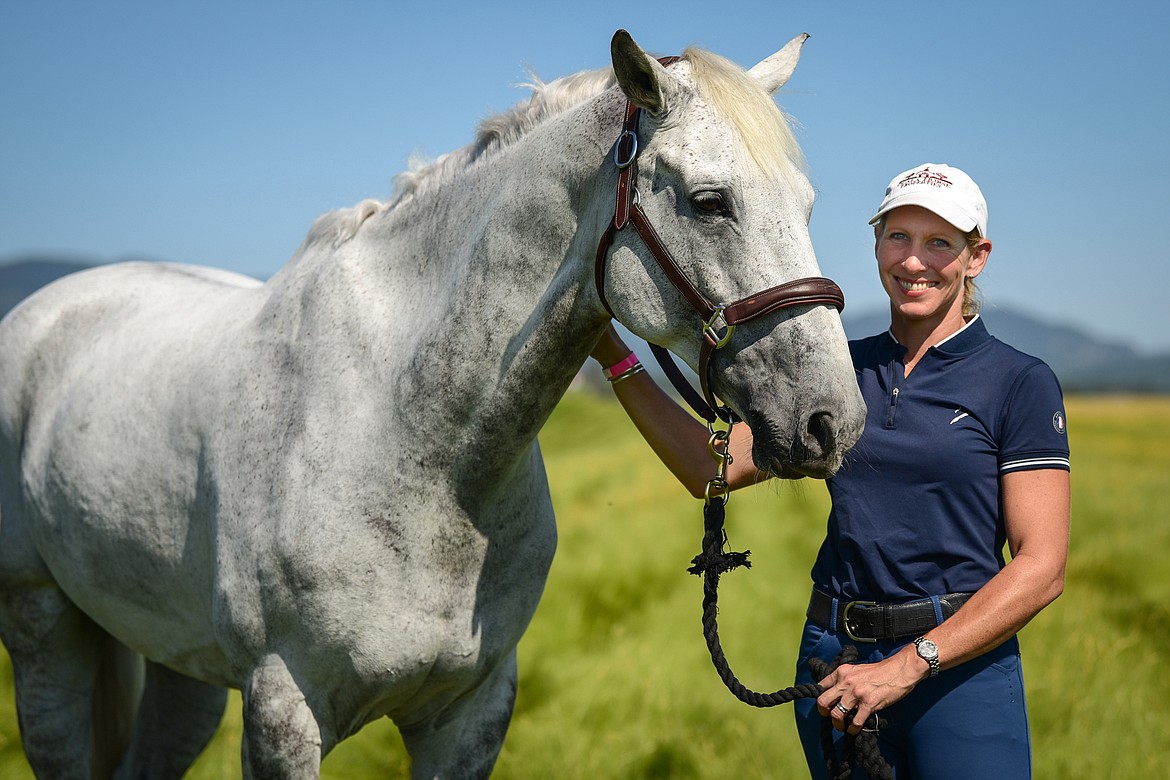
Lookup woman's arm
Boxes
[817,468,1071,733]
[591,325,768,498]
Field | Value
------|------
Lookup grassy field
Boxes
[2,394,1168,778]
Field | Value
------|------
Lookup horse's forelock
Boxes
[681,47,806,181]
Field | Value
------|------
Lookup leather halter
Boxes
[594,59,846,424]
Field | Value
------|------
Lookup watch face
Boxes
[917,639,938,659]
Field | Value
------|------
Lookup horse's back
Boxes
[0,261,260,421]
[5,258,251,352]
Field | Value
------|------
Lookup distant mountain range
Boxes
[0,257,94,318]
[841,310,1170,394]
[3,256,1168,393]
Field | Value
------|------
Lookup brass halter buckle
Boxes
[702,305,736,349]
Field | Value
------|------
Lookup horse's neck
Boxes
[266,91,622,483]
[402,122,615,467]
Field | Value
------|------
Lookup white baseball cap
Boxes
[868,163,988,237]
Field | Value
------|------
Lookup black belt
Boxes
[807,589,973,643]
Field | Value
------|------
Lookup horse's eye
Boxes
[692,191,727,214]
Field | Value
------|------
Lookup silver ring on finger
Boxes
[835,703,850,715]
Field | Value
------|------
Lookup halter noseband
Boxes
[594,58,846,424]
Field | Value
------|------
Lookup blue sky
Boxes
[3,1,1168,352]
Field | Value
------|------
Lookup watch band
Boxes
[914,636,941,677]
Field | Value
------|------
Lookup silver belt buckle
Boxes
[842,600,878,643]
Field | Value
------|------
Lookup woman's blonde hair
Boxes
[962,230,982,316]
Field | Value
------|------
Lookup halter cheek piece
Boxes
[594,56,846,424]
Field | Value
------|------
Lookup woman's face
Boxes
[874,205,989,329]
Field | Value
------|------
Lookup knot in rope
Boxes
[686,530,751,576]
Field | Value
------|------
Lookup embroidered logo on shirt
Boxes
[950,409,969,425]
[1052,411,1067,435]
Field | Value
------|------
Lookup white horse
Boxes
[0,31,864,778]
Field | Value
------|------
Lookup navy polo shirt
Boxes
[811,316,1070,603]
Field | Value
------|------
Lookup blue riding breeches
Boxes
[793,620,1032,780]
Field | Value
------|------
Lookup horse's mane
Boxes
[391,66,619,209]
[304,47,803,248]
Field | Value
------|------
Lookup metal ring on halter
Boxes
[614,130,638,169]
[703,305,736,349]
[714,403,738,425]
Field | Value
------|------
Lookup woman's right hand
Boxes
[588,323,768,497]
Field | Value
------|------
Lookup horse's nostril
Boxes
[806,411,836,457]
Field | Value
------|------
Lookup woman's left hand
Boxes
[815,648,925,735]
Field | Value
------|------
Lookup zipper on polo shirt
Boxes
[885,385,900,428]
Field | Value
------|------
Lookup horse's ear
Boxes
[748,33,809,94]
[611,29,670,115]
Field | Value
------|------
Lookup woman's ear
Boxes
[967,238,992,278]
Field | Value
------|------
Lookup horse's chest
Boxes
[217,484,557,673]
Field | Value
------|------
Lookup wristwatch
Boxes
[914,636,940,677]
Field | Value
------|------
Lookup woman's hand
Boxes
[816,468,1069,735]
[815,647,927,735]
[587,324,767,497]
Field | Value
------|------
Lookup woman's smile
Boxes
[897,277,938,293]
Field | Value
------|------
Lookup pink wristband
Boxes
[602,352,639,380]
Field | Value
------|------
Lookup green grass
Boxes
[2,394,1168,778]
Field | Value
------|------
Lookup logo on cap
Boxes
[897,167,953,190]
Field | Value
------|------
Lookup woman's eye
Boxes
[692,191,727,214]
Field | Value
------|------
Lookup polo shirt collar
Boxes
[883,314,991,356]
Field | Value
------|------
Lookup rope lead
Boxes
[689,494,892,780]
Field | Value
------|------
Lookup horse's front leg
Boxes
[241,654,325,779]
[398,650,518,780]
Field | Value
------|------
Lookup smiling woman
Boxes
[590,161,1074,778]
[793,163,1072,778]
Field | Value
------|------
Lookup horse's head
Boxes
[599,31,865,479]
